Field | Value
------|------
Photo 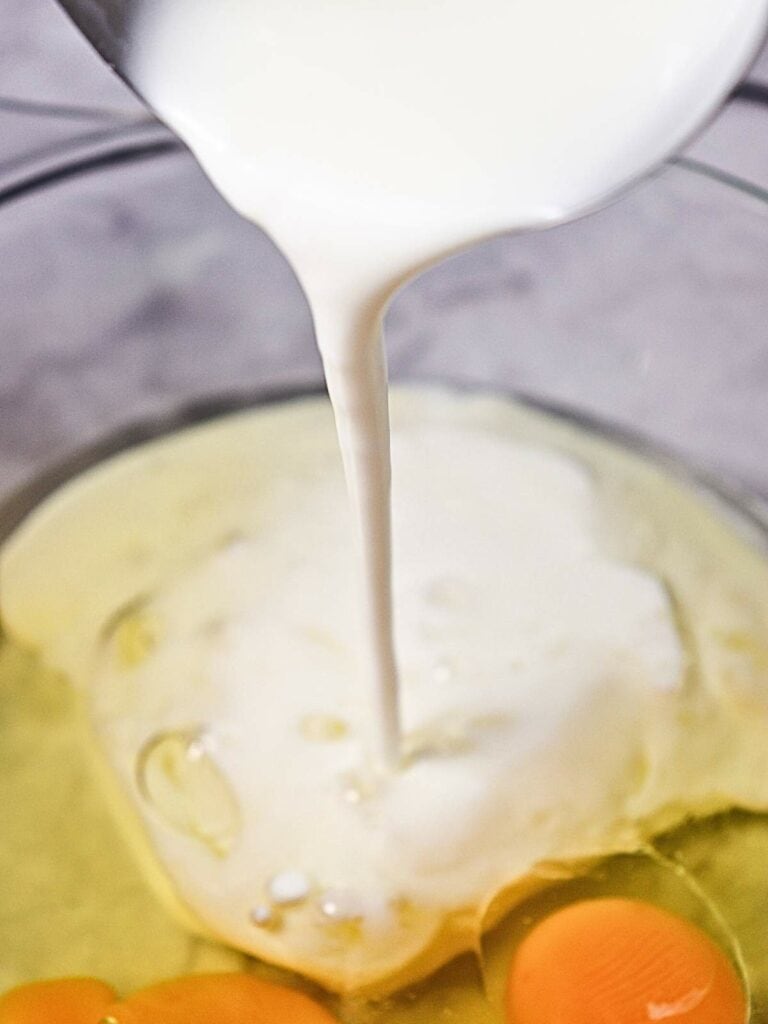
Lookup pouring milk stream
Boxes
[128,0,765,772]
[126,0,768,770]
[6,0,768,993]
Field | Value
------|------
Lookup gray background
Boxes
[1,0,768,499]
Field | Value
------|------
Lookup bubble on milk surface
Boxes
[136,728,241,856]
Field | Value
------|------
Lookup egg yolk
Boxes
[0,973,338,1024]
[506,898,747,1024]
[0,979,117,1024]
[0,901,748,1024]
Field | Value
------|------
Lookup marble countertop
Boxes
[1,0,768,503]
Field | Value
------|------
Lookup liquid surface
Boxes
[3,390,768,993]
[7,0,768,1003]
[130,0,768,766]
[1,642,768,1019]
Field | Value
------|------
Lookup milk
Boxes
[129,0,767,766]
[7,388,768,990]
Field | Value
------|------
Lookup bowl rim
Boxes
[1,101,768,547]
[1,384,766,564]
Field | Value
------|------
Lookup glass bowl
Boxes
[2,109,768,1016]
[1,114,768,504]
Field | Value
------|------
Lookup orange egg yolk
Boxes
[507,898,748,1024]
[0,979,117,1024]
[0,973,338,1024]
[0,900,749,1024]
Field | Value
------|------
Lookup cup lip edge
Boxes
[3,99,768,213]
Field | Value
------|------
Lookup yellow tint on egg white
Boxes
[2,389,768,994]
[1,638,768,1016]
